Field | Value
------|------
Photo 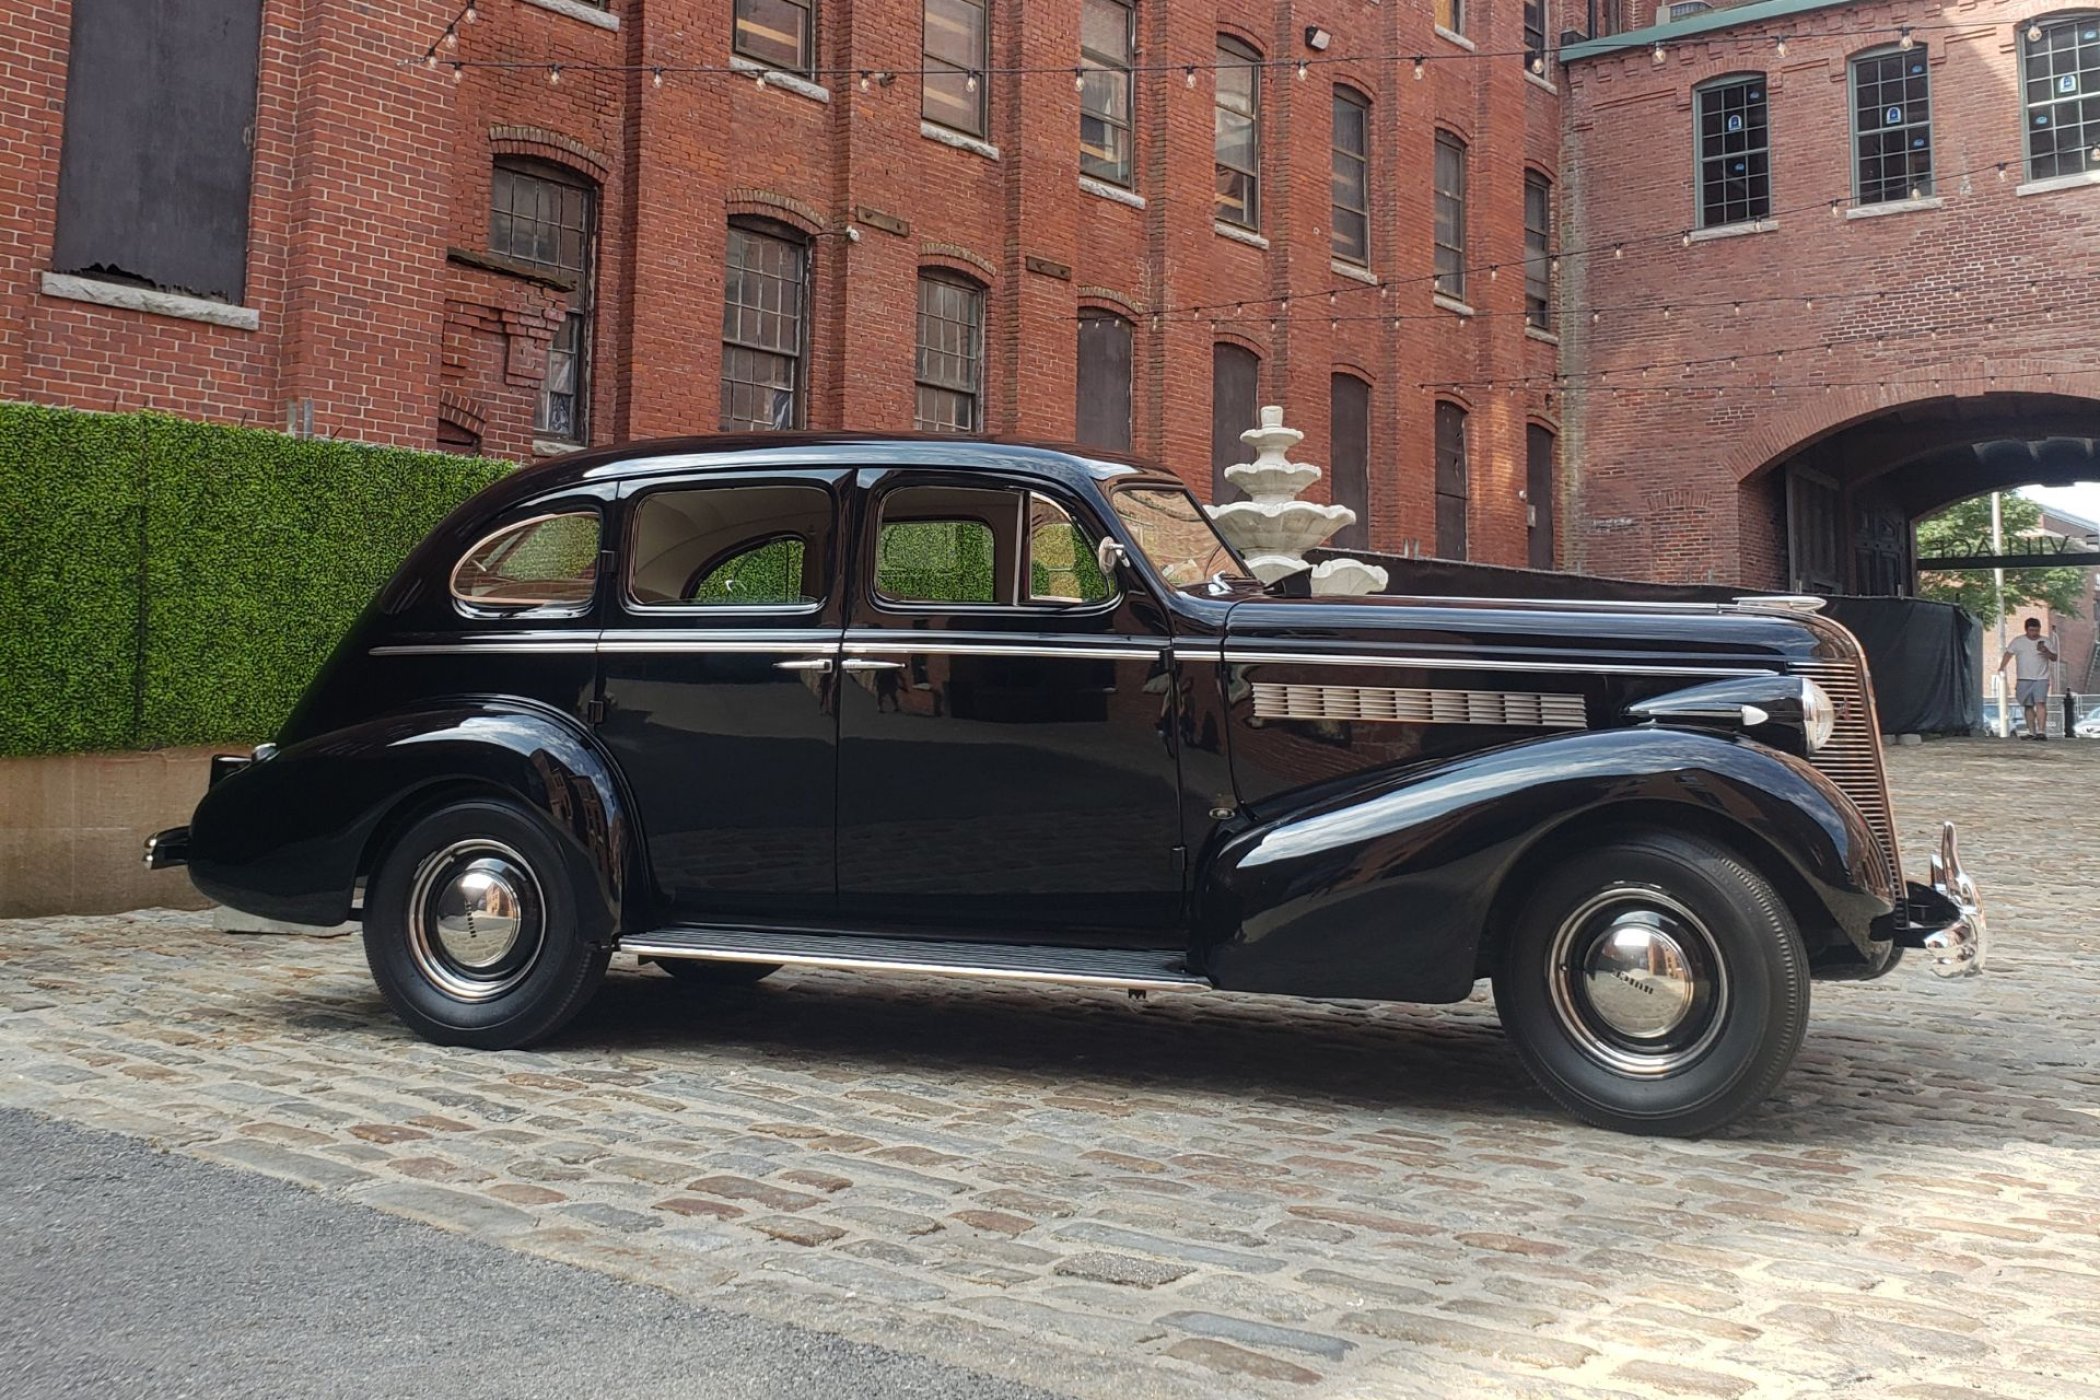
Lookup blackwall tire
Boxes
[363,799,610,1050]
[1491,830,1810,1137]
[649,958,781,987]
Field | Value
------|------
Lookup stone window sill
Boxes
[1080,175,1145,209]
[1435,25,1475,50]
[1688,218,1777,243]
[729,55,830,104]
[40,272,259,331]
[1525,69,1558,95]
[1214,220,1269,250]
[1330,258,1379,285]
[519,0,618,31]
[534,438,583,457]
[1434,292,1476,318]
[921,121,999,161]
[1525,324,1560,344]
[2015,170,2100,198]
[1845,195,1942,220]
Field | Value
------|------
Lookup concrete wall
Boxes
[0,748,215,918]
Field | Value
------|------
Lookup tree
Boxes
[1915,493,2086,621]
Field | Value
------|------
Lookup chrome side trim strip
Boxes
[373,641,600,656]
[845,640,1163,662]
[1207,648,1772,678]
[598,639,837,655]
[622,941,1205,991]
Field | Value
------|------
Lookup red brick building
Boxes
[1560,0,2100,590]
[2,0,1567,568]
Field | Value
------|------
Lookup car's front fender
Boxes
[1195,727,1891,1003]
[186,702,636,936]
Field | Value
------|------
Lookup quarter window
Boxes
[1081,0,1135,185]
[924,0,989,137]
[1851,48,1933,203]
[721,221,808,431]
[1214,38,1262,229]
[491,161,597,442]
[2023,15,2100,181]
[451,512,601,610]
[628,484,832,607]
[1027,494,1113,604]
[915,272,984,433]
[1332,88,1371,264]
[734,0,814,73]
[1076,311,1134,452]
[1696,76,1771,228]
[1524,171,1553,330]
[1434,402,1469,561]
[1433,131,1468,300]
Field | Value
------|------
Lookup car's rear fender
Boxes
[1193,727,1891,1003]
[186,701,637,940]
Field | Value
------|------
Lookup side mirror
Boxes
[1096,538,1129,577]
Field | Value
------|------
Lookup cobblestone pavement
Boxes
[4,739,2099,1399]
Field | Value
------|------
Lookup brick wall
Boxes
[0,0,1560,567]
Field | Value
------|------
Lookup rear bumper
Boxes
[143,826,190,871]
[1896,821,1987,977]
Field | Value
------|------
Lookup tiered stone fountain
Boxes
[1206,405,1389,596]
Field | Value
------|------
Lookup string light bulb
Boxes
[1296,61,1309,81]
[2029,22,2043,41]
[1681,230,1692,247]
[451,62,464,83]
[653,66,664,88]
[965,71,977,93]
[1074,70,1085,92]
[1775,37,1788,57]
[1413,57,1425,80]
[425,52,438,70]
[1531,55,1545,74]
[755,69,767,88]
[1899,26,1915,49]
[463,1,477,21]
[859,70,871,92]
[1652,41,1666,63]
[445,28,458,49]
[1185,66,1197,88]
[548,64,561,84]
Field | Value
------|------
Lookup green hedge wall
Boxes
[0,403,509,757]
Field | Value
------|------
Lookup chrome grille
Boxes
[1792,658,1902,896]
[1252,682,1588,729]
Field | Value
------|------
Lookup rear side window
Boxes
[450,512,600,610]
[628,483,832,607]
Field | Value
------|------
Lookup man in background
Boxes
[1999,616,2058,740]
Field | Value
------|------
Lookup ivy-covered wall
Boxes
[0,403,508,757]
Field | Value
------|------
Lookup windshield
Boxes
[1108,485,1253,589]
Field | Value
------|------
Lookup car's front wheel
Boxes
[363,799,609,1049]
[1492,830,1810,1137]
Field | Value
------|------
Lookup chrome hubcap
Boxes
[406,840,543,1002]
[1548,890,1726,1077]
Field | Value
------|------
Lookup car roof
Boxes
[484,433,1187,511]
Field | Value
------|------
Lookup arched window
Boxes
[1694,74,1771,228]
[1332,87,1371,265]
[2023,14,2100,181]
[720,218,809,431]
[1214,37,1262,229]
[1434,401,1468,561]
[491,158,598,442]
[916,270,985,432]
[1433,131,1467,299]
[1330,374,1371,550]
[1076,311,1133,451]
[1211,343,1260,500]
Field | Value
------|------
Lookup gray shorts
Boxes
[2016,677,2050,707]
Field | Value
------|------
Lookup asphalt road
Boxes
[0,1108,1058,1400]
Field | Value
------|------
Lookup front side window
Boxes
[721,221,808,431]
[1696,76,1771,228]
[1081,0,1135,185]
[1852,48,1933,204]
[1434,402,1468,561]
[1214,38,1262,229]
[1076,311,1134,451]
[1108,486,1250,589]
[628,483,832,607]
[1332,88,1371,264]
[452,512,601,610]
[915,272,984,433]
[1524,171,1553,330]
[1433,131,1467,299]
[2024,15,2100,181]
[924,0,989,137]
[734,0,814,73]
[491,161,597,441]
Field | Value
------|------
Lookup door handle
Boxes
[774,658,833,672]
[839,658,905,671]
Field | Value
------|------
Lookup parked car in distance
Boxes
[149,435,1986,1137]
[1978,701,2028,736]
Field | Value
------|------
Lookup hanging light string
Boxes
[418,0,479,73]
[1398,364,2087,394]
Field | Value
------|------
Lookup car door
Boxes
[834,468,1184,946]
[598,470,847,926]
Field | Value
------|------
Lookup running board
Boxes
[620,928,1208,992]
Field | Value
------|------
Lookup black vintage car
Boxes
[149,436,1985,1136]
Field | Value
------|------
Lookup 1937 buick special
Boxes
[147,435,1986,1136]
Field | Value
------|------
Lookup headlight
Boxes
[1800,679,1836,753]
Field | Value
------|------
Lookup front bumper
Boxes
[143,826,190,871]
[1897,821,1988,977]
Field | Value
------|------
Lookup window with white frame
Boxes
[1696,75,1770,228]
[1080,0,1135,185]
[1851,47,1933,204]
[1214,37,1261,229]
[923,0,988,137]
[720,220,808,431]
[915,271,984,432]
[2023,14,2100,181]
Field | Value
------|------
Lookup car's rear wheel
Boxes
[363,799,609,1049]
[1492,830,1810,1137]
[648,957,781,987]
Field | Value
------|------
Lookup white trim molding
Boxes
[40,273,260,331]
[1330,259,1380,285]
[1433,292,1476,318]
[519,0,619,30]
[921,121,1000,161]
[1213,221,1270,250]
[1079,175,1145,209]
[1525,324,1561,345]
[1435,25,1476,50]
[2015,169,2100,199]
[1687,218,1778,243]
[1845,196,1943,220]
[729,55,830,104]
